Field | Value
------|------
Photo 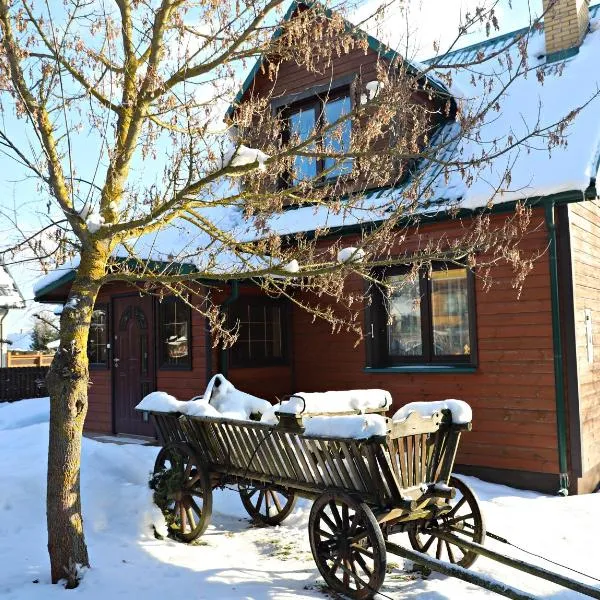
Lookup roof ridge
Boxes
[426,2,600,64]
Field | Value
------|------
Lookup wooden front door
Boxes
[113,296,156,436]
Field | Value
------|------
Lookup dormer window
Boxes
[281,88,352,185]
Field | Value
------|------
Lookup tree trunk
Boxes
[46,249,106,586]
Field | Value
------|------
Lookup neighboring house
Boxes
[0,264,25,367]
[35,0,600,494]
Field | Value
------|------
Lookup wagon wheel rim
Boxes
[309,492,386,600]
[408,475,485,568]
[152,444,213,542]
[239,482,297,526]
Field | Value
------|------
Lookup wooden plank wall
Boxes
[291,209,560,476]
[85,282,210,434]
[568,201,600,483]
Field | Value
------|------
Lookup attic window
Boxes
[281,88,352,185]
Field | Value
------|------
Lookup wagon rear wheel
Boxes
[408,475,485,568]
[239,482,297,525]
[152,444,212,542]
[309,492,386,600]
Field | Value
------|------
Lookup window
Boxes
[228,298,288,368]
[368,266,476,367]
[282,89,352,185]
[88,305,108,366]
[158,298,191,369]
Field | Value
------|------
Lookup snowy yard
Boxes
[1,398,599,600]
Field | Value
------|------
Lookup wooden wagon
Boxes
[141,399,484,599]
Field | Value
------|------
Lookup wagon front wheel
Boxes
[151,444,213,542]
[309,492,386,600]
[239,482,297,525]
[408,475,485,568]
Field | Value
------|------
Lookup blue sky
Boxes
[0,0,545,338]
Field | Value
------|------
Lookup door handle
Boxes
[113,357,120,368]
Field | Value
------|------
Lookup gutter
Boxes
[219,280,239,377]
[544,199,571,495]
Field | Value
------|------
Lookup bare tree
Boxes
[0,0,592,588]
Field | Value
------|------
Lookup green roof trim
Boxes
[34,258,199,303]
[34,269,76,303]
[225,0,449,119]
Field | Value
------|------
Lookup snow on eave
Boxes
[32,257,80,300]
[0,264,25,309]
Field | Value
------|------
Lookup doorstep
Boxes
[84,432,158,446]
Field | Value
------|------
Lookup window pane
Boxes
[161,300,190,366]
[289,107,317,184]
[88,308,108,365]
[323,96,352,178]
[229,301,285,366]
[431,269,471,356]
[387,276,422,356]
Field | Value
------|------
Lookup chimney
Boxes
[542,0,590,61]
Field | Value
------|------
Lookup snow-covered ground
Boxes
[1,397,599,599]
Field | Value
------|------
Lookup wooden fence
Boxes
[7,351,54,368]
[0,367,49,402]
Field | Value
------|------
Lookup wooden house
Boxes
[35,0,600,494]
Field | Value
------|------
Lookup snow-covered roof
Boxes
[34,5,600,295]
[0,265,25,309]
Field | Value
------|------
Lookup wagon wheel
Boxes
[151,443,213,542]
[309,492,386,600]
[408,475,485,568]
[239,482,297,525]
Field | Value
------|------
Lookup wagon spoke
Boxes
[448,524,477,538]
[342,504,349,531]
[255,490,265,512]
[447,496,467,518]
[320,511,337,533]
[445,541,456,563]
[184,460,193,480]
[329,501,343,529]
[348,512,359,536]
[329,556,343,578]
[353,550,373,577]
[179,502,187,533]
[446,512,473,528]
[436,538,443,560]
[186,506,196,530]
[351,544,375,559]
[272,492,283,512]
[189,497,203,517]
[187,473,201,487]
[421,534,436,553]
[316,528,334,539]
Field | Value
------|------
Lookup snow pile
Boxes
[136,374,272,421]
[33,256,81,297]
[282,259,300,273]
[221,144,270,173]
[86,213,105,233]
[393,399,472,425]
[302,414,388,439]
[276,389,392,415]
[336,247,365,263]
[203,373,272,419]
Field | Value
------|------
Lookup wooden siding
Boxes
[85,282,210,434]
[290,208,559,475]
[568,200,600,482]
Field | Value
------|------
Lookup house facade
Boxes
[35,0,600,495]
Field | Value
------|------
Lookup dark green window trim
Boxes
[363,365,477,374]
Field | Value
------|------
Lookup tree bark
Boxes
[46,248,106,586]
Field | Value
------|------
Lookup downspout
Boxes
[545,200,570,496]
[219,280,239,378]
